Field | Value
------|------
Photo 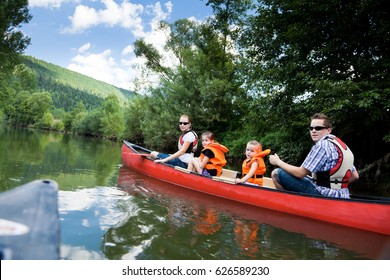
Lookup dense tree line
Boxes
[1,0,389,192]
[23,56,135,105]
[38,75,103,111]
[1,62,125,139]
[124,0,389,192]
[1,51,125,138]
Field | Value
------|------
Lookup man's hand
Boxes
[269,153,281,166]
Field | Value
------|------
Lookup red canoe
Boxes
[121,141,390,235]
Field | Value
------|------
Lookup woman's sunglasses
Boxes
[179,122,189,125]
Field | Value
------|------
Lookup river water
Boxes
[1,127,389,260]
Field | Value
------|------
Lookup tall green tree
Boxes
[0,0,31,71]
[5,91,52,126]
[0,0,31,113]
[241,0,390,165]
[122,95,149,144]
[99,95,124,140]
[206,0,254,52]
[129,19,248,151]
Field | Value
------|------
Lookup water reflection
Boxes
[234,220,259,258]
[2,127,389,260]
[0,127,121,192]
[59,187,131,260]
[111,166,390,260]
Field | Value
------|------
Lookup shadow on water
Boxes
[105,166,390,260]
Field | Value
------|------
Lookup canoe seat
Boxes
[220,169,239,179]
[235,177,277,189]
[175,165,276,188]
[263,177,276,189]
[212,176,236,184]
[212,169,239,184]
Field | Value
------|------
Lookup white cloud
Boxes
[68,42,162,91]
[122,45,133,56]
[68,48,133,89]
[29,0,78,9]
[77,42,91,53]
[147,1,172,27]
[121,55,161,92]
[66,1,179,91]
[27,1,209,93]
[63,0,145,36]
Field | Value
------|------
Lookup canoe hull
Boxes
[122,141,390,235]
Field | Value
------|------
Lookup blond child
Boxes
[235,140,271,186]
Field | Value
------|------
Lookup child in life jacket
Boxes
[235,140,271,186]
[187,132,229,176]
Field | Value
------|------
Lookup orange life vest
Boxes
[241,148,271,186]
[199,143,229,176]
[234,220,259,257]
[194,208,221,235]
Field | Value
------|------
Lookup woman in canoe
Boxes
[187,131,229,176]
[150,114,198,168]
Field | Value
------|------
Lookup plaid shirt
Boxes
[302,134,350,198]
[302,134,339,174]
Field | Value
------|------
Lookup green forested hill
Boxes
[23,56,136,111]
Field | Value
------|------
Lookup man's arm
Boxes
[269,153,310,178]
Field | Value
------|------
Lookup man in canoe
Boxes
[150,114,198,168]
[269,113,359,198]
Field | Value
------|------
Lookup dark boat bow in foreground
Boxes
[0,180,60,260]
[121,141,390,235]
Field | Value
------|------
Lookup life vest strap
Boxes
[312,178,349,185]
[330,179,349,184]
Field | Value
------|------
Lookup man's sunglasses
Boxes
[309,126,328,131]
[179,122,189,125]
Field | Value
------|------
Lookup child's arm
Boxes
[236,161,259,183]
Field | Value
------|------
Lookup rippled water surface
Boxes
[1,127,389,260]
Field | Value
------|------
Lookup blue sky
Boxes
[23,0,212,90]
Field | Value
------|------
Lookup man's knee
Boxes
[271,168,284,190]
